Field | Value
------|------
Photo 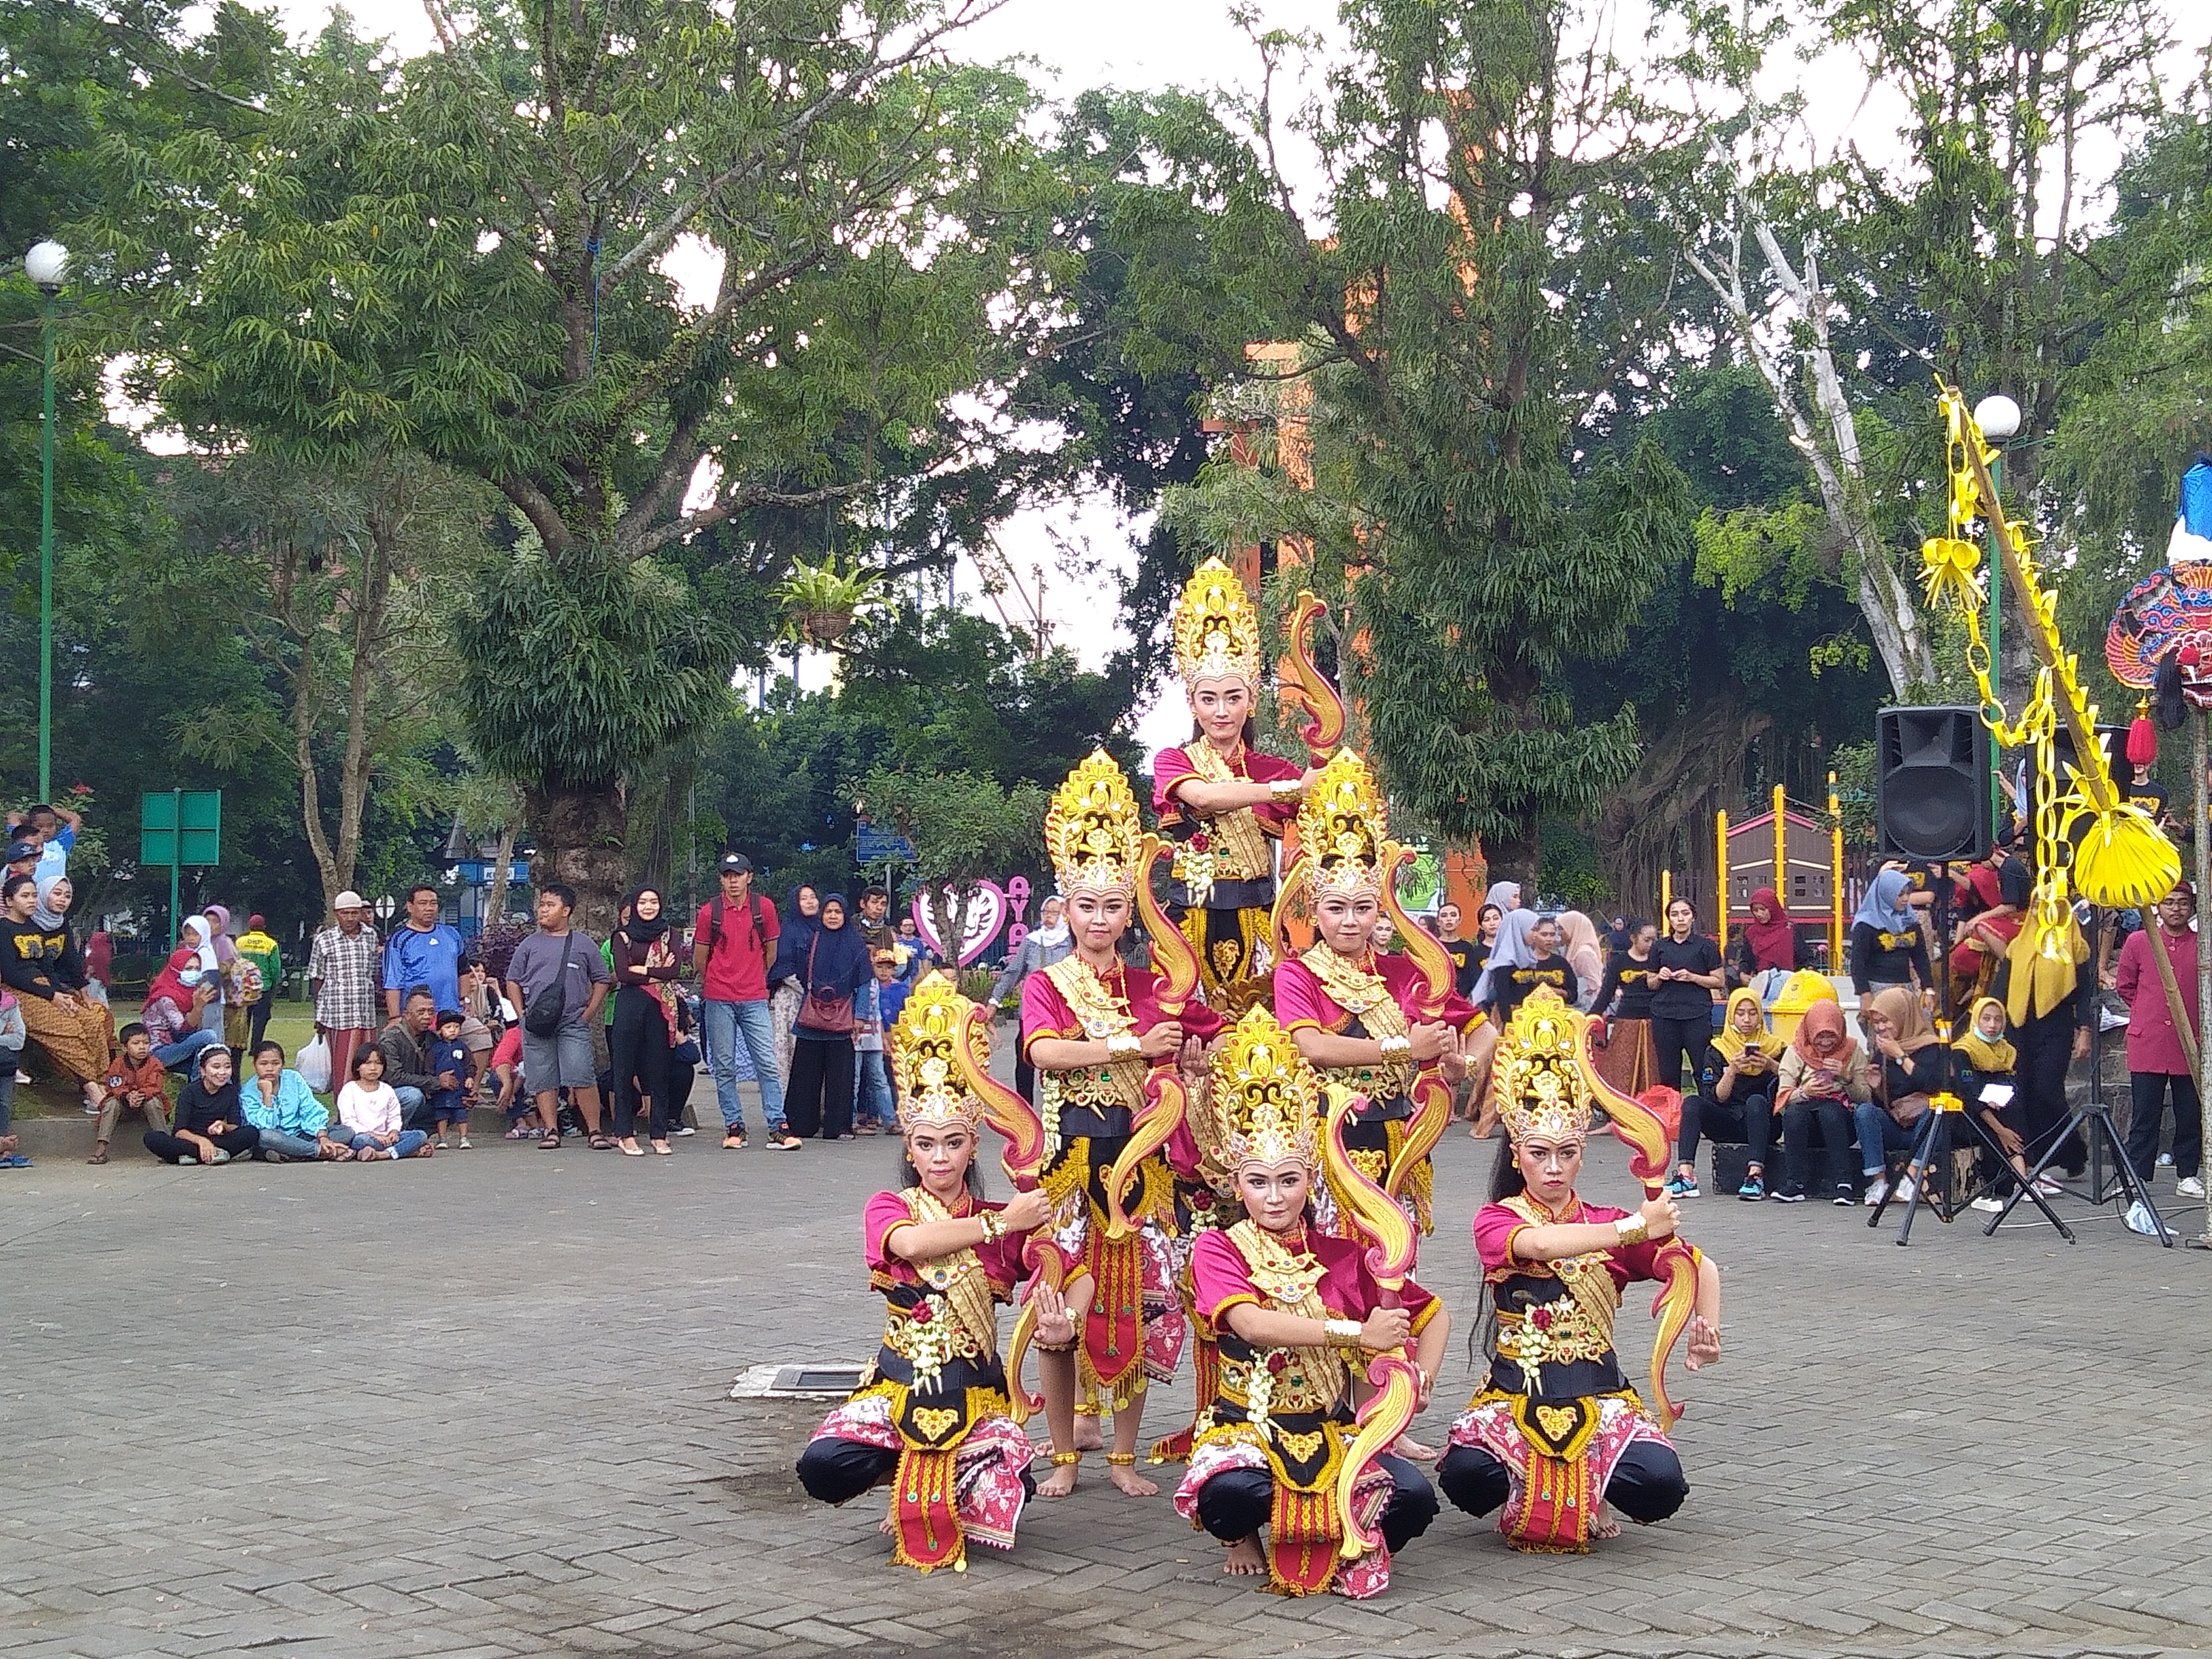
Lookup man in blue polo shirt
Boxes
[381,884,466,1020]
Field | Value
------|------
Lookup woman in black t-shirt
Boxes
[1648,898,1724,1103]
[1592,918,1660,1094]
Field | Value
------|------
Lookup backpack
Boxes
[707,891,772,973]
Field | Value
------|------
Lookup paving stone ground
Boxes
[6,1094,2211,1659]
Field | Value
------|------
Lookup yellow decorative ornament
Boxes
[888,971,990,1136]
[1171,556,1266,690]
[1921,382,2179,923]
[1295,748,1387,900]
[1493,989,1596,1146]
[1044,749,1145,898]
[1209,1004,1324,1172]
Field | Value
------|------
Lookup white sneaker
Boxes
[2158,1151,2175,1166]
[456,1137,472,1150]
[1895,1176,1917,1204]
[1970,1194,2005,1212]
[1863,1178,1889,1207]
[2178,1175,2206,1200]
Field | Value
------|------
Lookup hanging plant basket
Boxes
[800,608,854,646]
[775,555,880,652]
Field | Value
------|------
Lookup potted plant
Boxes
[775,556,879,647]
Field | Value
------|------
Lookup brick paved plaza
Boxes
[6,1110,2209,1659]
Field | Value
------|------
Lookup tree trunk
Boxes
[1596,696,1774,916]
[482,815,522,935]
[1482,823,1541,894]
[523,782,629,936]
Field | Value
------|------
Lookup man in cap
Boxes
[308,891,380,1092]
[236,912,284,1051]
[691,851,786,1149]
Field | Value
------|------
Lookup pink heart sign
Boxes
[910,882,1008,967]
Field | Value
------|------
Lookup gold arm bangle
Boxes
[1105,1034,1142,1061]
[1376,1035,1412,1060]
[1325,1318,1364,1348]
[1615,1214,1650,1246]
[1269,777,1303,800]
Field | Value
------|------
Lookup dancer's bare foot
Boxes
[1105,1460,1157,1497]
[1222,1535,1266,1576]
[1074,1415,1105,1452]
[1392,1434,1439,1463]
[1591,1501,1622,1540]
[1035,1457,1079,1498]
[878,1512,897,1536]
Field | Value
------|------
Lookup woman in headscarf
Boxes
[203,903,248,1051]
[1591,918,1661,1097]
[1846,866,1930,1028]
[1728,887,1803,988]
[608,886,683,1156]
[1464,909,1578,1138]
[183,913,224,1038]
[1991,881,2094,1185]
[0,873,114,1112]
[1853,986,1945,1206]
[767,883,822,1098]
[1954,995,2028,1206]
[1555,911,1606,1009]
[783,893,874,1143]
[1773,996,1871,1203]
[1673,987,1789,1200]
[1484,881,1522,917]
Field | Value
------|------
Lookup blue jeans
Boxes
[336,1127,429,1159]
[856,1049,894,1127]
[254,1127,325,1161]
[703,999,785,1134]
[1851,1102,1918,1177]
[393,1085,431,1133]
[153,1029,220,1075]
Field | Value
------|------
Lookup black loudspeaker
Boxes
[2026,722,2128,840]
[1876,706,1992,862]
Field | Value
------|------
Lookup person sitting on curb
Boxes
[331,1045,431,1161]
[0,987,24,1168]
[91,1023,171,1165]
[241,1040,348,1162]
[144,1046,258,1166]
[371,986,447,1135]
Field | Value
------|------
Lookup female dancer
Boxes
[797,975,1066,1571]
[1176,1005,1445,1597]
[1273,749,1475,1242]
[1021,750,1221,1497]
[1153,557,1308,1009]
[1439,989,1722,1552]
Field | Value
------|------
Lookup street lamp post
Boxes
[25,239,68,801]
[1973,392,2022,847]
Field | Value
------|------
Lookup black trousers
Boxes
[787,1037,855,1139]
[2015,1011,2085,1177]
[1192,1453,1437,1553]
[609,988,674,1141]
[1437,1438,1687,1526]
[1780,1096,1856,1196]
[1679,1090,1772,1170]
[247,997,274,1052]
[1648,1015,1709,1096]
[797,1435,1037,1507]
[144,1125,259,1164]
[2127,1070,2203,1180]
[1016,1052,1036,1105]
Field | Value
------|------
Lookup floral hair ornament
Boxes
[1044,749,1145,898]
[1210,1004,1323,1172]
[887,971,988,1137]
[1494,986,1596,1146]
[1171,555,1264,691]
[1295,747,1387,901]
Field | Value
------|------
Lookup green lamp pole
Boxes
[1973,391,2022,847]
[26,239,69,801]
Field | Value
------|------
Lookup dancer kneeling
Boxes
[797,975,1068,1572]
[1439,988,1722,1552]
[1176,1006,1446,1597]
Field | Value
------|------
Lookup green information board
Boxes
[141,790,222,867]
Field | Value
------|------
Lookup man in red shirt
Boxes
[2115,879,2203,1200]
[691,852,784,1149]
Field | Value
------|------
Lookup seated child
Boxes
[429,1009,474,1150]
[94,1022,172,1165]
[333,1046,431,1161]
[488,1024,534,1136]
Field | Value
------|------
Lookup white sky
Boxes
[264,0,2207,759]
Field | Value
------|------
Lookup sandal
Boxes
[619,1141,645,1157]
[589,1134,617,1152]
[87,1149,108,1166]
[651,1140,672,1156]
[539,1132,563,1149]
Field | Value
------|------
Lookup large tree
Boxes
[92,0,1056,923]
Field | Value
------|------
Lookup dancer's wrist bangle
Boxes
[1325,1319,1364,1348]
[1270,778,1303,800]
[1615,1214,1649,1246]
[1377,1036,1411,1060]
[1105,1034,1142,1061]
[978,1210,1002,1244]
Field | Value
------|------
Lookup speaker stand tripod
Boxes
[1869,1092,2075,1243]
[1987,1096,2174,1245]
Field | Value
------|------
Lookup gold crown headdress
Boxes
[1209,1005,1323,1170]
[1045,749,1145,897]
[1494,987,1596,1144]
[1171,556,1264,690]
[1296,748,1387,899]
[887,971,988,1135]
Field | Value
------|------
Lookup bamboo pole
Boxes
[1829,773,1846,971]
[1715,812,1730,955]
[1773,783,1788,917]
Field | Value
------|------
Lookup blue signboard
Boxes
[857,826,916,865]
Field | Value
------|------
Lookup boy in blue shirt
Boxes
[429,1009,474,1149]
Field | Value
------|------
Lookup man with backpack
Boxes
[692,852,785,1150]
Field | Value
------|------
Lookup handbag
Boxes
[1886,1090,1932,1130]
[524,932,580,1039]
[799,936,855,1034]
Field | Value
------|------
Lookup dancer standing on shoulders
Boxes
[1021,751,1221,1498]
[1154,558,1309,1012]
[1176,1005,1445,1597]
[1439,988,1722,1552]
[796,975,1068,1572]
[1275,750,1476,1244]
